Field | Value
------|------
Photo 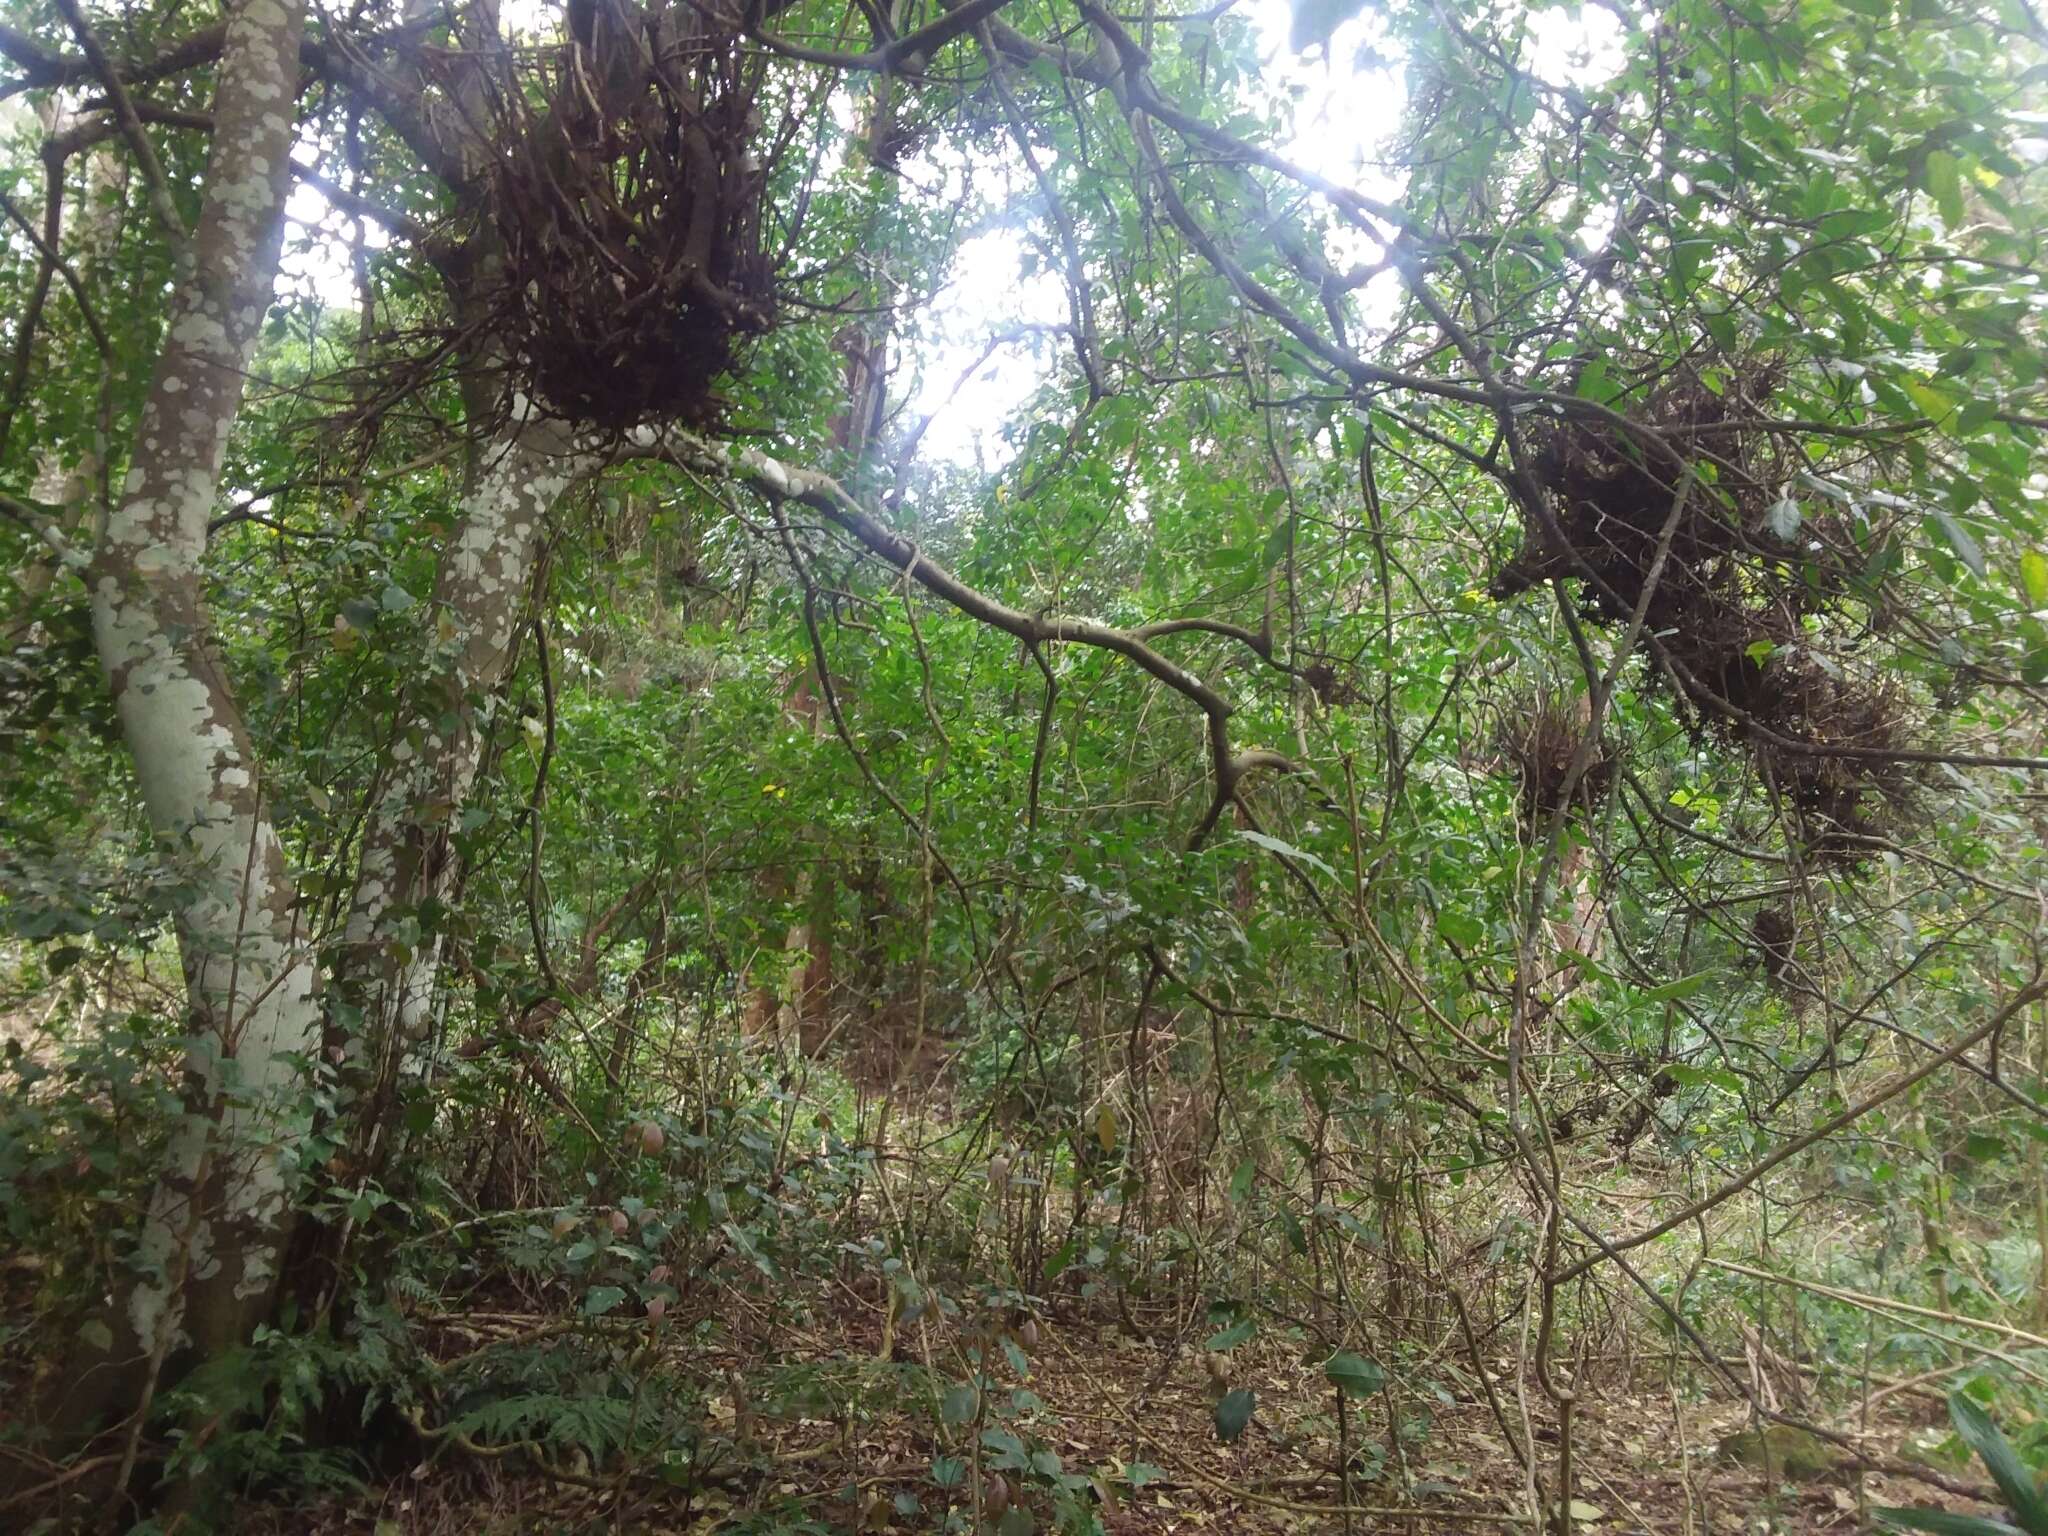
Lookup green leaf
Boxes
[1640,972,1711,1004]
[1817,208,1895,239]
[1931,510,1988,579]
[1324,1351,1385,1399]
[1288,0,1372,52]
[1947,1393,2048,1532]
[582,1285,625,1316]
[1236,830,1337,880]
[1923,150,1966,230]
[1206,1319,1255,1350]
[2020,549,2048,608]
[1904,377,1961,425]
[1261,521,1293,571]
[1229,1158,1256,1203]
[930,1455,967,1489]
[981,1428,1030,1469]
[1213,1387,1256,1443]
[1575,358,1624,405]
[1436,909,1485,948]
[941,1382,978,1425]
[1666,1061,1741,1093]
[1873,1510,2023,1536]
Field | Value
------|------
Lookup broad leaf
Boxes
[1948,1394,2048,1533]
[1237,830,1337,880]
[1325,1351,1385,1398]
[1873,1511,2023,1536]
[1214,1388,1256,1443]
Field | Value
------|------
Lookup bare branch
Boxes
[651,433,1307,847]
[49,0,189,246]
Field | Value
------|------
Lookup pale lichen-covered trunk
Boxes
[64,0,312,1431]
[338,410,588,1148]
[319,0,597,1159]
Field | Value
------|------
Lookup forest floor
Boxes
[228,1283,2005,1536]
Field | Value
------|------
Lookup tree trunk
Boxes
[50,0,312,1442]
[315,0,593,1138]
[337,408,589,1165]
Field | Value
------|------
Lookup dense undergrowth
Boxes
[6,919,2047,1532]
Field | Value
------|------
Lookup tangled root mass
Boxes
[478,0,782,429]
[1498,696,1612,834]
[1491,362,1917,858]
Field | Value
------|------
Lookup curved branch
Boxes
[39,98,213,170]
[1,16,232,97]
[1187,748,1304,850]
[748,0,1023,73]
[976,23,1103,397]
[290,160,431,244]
[656,434,1301,846]
[1130,614,1268,653]
[0,168,67,460]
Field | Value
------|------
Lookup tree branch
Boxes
[50,0,188,246]
[1551,973,2048,1284]
[748,0,1023,73]
[653,434,1303,846]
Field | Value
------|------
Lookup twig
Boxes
[1703,1259,2048,1352]
[0,182,110,360]
[525,614,559,994]
[0,1453,123,1513]
[1553,974,2048,1283]
[49,0,188,250]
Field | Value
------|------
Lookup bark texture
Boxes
[337,409,589,1158]
[61,0,311,1437]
